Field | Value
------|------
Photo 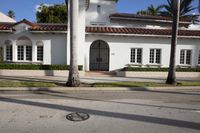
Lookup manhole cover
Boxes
[66,112,90,122]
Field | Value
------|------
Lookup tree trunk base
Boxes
[66,76,81,87]
[66,81,80,87]
[166,77,177,85]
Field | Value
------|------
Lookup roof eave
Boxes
[30,30,67,34]
[86,32,200,39]
[110,16,192,24]
[0,30,13,33]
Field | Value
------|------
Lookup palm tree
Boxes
[161,0,195,17]
[7,10,15,18]
[147,5,163,16]
[199,0,200,13]
[137,5,163,16]
[65,0,80,87]
[166,0,180,85]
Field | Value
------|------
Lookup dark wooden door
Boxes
[90,40,109,71]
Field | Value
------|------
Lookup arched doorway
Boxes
[90,40,110,71]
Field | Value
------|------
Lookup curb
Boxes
[0,86,200,92]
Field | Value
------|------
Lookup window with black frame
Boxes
[4,40,13,61]
[180,49,192,65]
[0,47,3,62]
[149,49,161,64]
[130,48,142,64]
[198,50,200,65]
[37,45,43,61]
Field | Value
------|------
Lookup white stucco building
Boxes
[0,0,200,72]
[0,12,16,23]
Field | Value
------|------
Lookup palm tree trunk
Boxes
[199,0,200,13]
[166,0,180,85]
[66,0,80,87]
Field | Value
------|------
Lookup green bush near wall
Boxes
[122,67,200,72]
[0,64,83,71]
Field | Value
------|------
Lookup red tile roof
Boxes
[86,27,200,37]
[0,22,13,30]
[13,19,38,27]
[0,20,200,37]
[0,20,67,31]
[30,23,67,31]
[110,13,192,23]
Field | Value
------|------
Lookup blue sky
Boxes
[0,0,199,22]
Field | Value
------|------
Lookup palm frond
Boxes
[160,0,196,22]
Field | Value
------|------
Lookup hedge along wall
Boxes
[0,64,83,71]
[122,67,200,72]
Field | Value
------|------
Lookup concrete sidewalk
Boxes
[0,75,199,84]
[0,86,200,92]
[0,75,200,92]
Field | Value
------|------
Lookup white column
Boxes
[3,45,6,61]
[43,40,51,65]
[12,40,17,62]
[32,40,37,62]
[143,47,149,67]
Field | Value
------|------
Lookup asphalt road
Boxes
[0,90,200,133]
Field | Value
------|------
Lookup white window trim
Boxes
[17,45,33,62]
[149,48,162,65]
[130,48,143,65]
[179,49,192,66]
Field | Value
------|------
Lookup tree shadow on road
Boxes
[30,89,200,112]
[0,96,200,130]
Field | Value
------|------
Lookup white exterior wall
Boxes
[85,34,200,71]
[78,0,86,67]
[0,31,67,65]
[110,20,173,28]
[86,0,116,26]
[110,20,190,29]
[177,39,200,67]
[32,33,67,64]
[0,2,200,72]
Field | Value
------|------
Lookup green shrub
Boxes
[122,67,200,72]
[0,64,83,71]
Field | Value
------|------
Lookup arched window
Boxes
[36,41,44,61]
[4,40,13,61]
[16,36,32,61]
